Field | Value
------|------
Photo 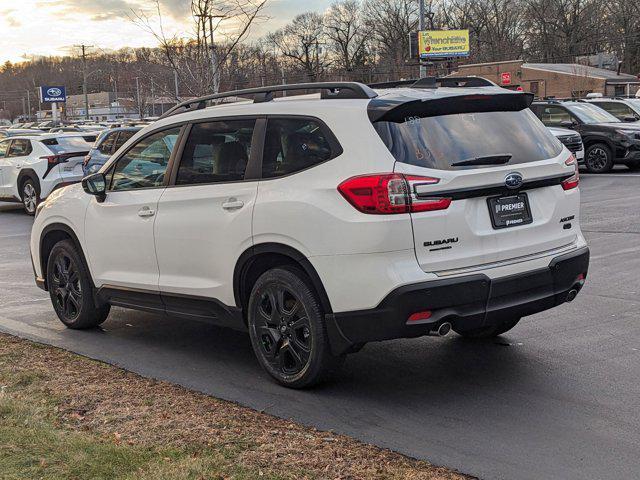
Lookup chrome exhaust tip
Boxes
[566,289,579,303]
[429,322,452,337]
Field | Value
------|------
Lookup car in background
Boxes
[583,97,640,123]
[548,127,584,163]
[0,129,44,139]
[531,100,640,173]
[83,126,141,175]
[0,133,93,214]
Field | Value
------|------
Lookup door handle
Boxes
[222,198,244,211]
[138,206,156,217]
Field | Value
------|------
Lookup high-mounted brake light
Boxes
[338,173,451,214]
[562,154,579,191]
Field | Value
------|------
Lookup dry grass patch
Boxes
[0,333,471,479]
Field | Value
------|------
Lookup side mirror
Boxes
[560,120,576,129]
[623,116,638,123]
[82,172,107,202]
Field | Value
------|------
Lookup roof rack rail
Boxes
[368,76,496,90]
[159,82,377,119]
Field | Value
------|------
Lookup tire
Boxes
[247,266,343,388]
[46,239,110,329]
[584,143,614,173]
[453,318,521,339]
[20,178,39,216]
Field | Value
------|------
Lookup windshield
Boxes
[567,103,619,124]
[41,136,92,154]
[373,109,563,170]
[626,99,640,113]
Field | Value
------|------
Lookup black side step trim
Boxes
[96,285,246,331]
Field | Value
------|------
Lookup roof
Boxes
[523,63,639,82]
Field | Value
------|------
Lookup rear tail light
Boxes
[562,154,579,191]
[338,173,451,214]
[40,155,62,166]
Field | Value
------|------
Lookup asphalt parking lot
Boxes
[0,172,639,480]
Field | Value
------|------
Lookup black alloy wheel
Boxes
[584,144,614,173]
[50,252,83,322]
[46,239,110,329]
[248,267,343,388]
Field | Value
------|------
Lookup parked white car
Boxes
[30,79,590,388]
[0,133,93,214]
[548,127,585,163]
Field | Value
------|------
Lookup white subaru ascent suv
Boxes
[30,78,589,388]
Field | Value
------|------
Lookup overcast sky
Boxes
[0,0,334,63]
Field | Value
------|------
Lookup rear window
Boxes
[373,109,563,170]
[41,136,91,154]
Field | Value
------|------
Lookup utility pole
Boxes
[21,97,26,119]
[26,90,31,121]
[419,0,426,79]
[135,77,142,119]
[75,44,93,120]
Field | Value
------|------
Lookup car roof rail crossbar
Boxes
[160,82,378,119]
[368,76,495,90]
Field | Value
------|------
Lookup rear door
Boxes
[375,106,579,274]
[154,118,259,308]
[0,139,10,195]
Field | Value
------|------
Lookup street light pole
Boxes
[419,0,426,79]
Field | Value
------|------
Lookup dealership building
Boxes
[450,60,640,98]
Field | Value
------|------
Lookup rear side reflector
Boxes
[408,311,432,322]
[338,173,451,214]
[562,154,579,190]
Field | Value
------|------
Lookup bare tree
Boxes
[268,12,329,81]
[324,1,369,77]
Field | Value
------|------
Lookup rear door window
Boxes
[176,119,255,185]
[114,130,136,150]
[373,109,562,170]
[262,118,338,178]
[41,136,91,154]
[7,139,32,157]
[98,132,117,154]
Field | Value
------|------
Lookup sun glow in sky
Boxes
[0,0,333,63]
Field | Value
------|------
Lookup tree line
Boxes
[0,0,638,119]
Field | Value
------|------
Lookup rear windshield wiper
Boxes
[451,154,513,167]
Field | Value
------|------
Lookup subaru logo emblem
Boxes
[505,172,523,190]
[47,87,62,97]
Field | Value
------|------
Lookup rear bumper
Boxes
[327,247,589,353]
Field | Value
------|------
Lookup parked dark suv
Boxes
[531,100,640,173]
[83,126,141,175]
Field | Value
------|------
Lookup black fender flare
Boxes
[17,169,41,198]
[233,243,333,314]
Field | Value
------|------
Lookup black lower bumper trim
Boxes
[329,247,590,354]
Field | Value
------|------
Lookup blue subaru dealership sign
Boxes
[39,86,66,103]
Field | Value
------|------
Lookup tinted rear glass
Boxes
[41,136,91,154]
[373,109,563,170]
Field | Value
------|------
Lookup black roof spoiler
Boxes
[368,91,535,123]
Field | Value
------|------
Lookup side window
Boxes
[114,130,136,150]
[595,102,634,120]
[176,119,255,185]
[539,106,573,127]
[262,118,337,179]
[7,139,32,157]
[98,132,117,154]
[110,127,180,191]
[0,140,9,158]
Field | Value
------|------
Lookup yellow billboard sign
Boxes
[418,30,470,59]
